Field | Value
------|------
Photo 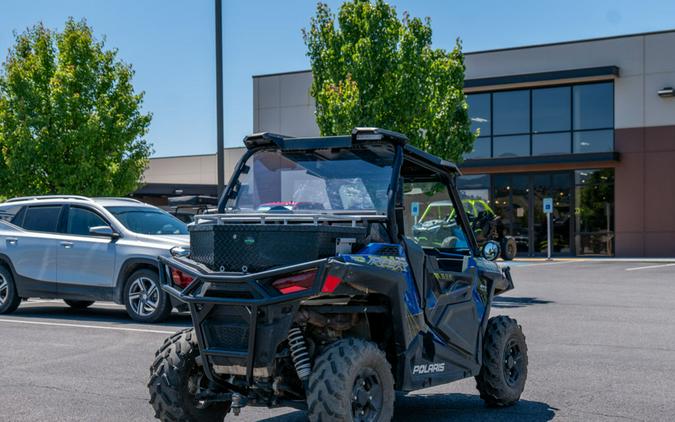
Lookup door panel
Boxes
[423,256,480,364]
[8,233,59,296]
[57,206,116,288]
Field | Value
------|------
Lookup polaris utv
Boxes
[148,128,528,421]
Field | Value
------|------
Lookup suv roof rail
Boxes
[5,195,94,203]
[93,197,143,204]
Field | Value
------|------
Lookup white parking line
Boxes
[625,263,675,271]
[0,318,177,334]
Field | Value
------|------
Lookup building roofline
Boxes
[464,28,675,56]
[252,69,312,79]
[150,146,245,161]
[251,28,675,79]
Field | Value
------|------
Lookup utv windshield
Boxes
[227,145,395,214]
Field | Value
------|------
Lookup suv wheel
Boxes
[0,265,21,314]
[307,338,395,422]
[475,315,528,407]
[124,269,172,323]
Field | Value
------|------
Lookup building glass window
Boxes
[493,135,529,157]
[467,93,491,137]
[465,137,491,159]
[493,90,529,135]
[574,169,614,256]
[573,82,614,130]
[532,133,571,156]
[573,130,613,153]
[533,86,571,132]
[464,81,613,160]
[457,174,490,201]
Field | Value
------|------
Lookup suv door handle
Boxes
[6,237,18,245]
[60,241,74,249]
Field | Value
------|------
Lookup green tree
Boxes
[303,0,474,162]
[0,18,152,197]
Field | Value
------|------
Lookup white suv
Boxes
[0,196,189,322]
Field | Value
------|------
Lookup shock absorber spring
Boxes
[287,327,311,381]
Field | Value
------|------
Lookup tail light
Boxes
[271,270,343,295]
[170,268,194,289]
[272,270,317,295]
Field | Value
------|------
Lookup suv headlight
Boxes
[170,246,190,257]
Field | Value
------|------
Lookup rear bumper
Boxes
[158,255,330,385]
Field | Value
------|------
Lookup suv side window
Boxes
[23,206,63,233]
[0,204,23,222]
[403,181,470,251]
[66,207,108,236]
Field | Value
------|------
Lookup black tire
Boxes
[64,300,95,309]
[148,328,230,422]
[307,338,395,422]
[0,265,20,314]
[501,237,517,261]
[124,269,172,323]
[476,315,528,407]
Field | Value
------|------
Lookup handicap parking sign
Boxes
[543,197,553,214]
[411,202,420,217]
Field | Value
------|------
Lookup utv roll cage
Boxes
[216,127,470,250]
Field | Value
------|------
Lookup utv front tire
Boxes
[148,328,229,422]
[64,300,95,309]
[307,338,395,422]
[0,265,20,314]
[476,315,528,407]
[501,237,517,261]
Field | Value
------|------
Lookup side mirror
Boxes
[89,225,119,239]
[481,240,500,261]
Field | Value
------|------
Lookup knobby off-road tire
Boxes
[501,237,517,261]
[0,265,21,314]
[307,338,395,422]
[64,300,95,309]
[148,328,229,422]
[476,315,528,407]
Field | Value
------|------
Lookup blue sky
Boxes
[1,0,675,157]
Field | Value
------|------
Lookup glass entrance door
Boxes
[493,172,573,256]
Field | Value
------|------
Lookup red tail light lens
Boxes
[272,270,317,295]
[170,268,194,289]
[321,274,342,293]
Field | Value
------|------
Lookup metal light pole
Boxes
[215,0,225,197]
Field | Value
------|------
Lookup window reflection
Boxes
[575,169,614,255]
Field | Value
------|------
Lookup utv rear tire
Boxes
[476,315,528,407]
[148,328,230,422]
[64,300,95,309]
[124,269,172,323]
[0,265,20,314]
[307,338,395,422]
[501,237,517,261]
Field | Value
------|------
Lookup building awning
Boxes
[460,152,620,174]
[465,66,620,92]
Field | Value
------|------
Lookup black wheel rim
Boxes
[351,367,383,422]
[503,338,523,386]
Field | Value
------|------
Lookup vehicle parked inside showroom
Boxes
[148,128,528,421]
[413,198,518,260]
[0,196,188,322]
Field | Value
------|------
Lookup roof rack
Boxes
[242,127,408,151]
[93,197,143,204]
[5,195,94,203]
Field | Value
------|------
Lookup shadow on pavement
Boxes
[256,393,556,422]
[11,302,191,327]
[492,296,553,309]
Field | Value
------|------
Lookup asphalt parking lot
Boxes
[1,260,674,421]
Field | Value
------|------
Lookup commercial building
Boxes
[142,29,675,257]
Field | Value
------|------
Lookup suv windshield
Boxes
[106,206,188,235]
[228,145,395,214]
